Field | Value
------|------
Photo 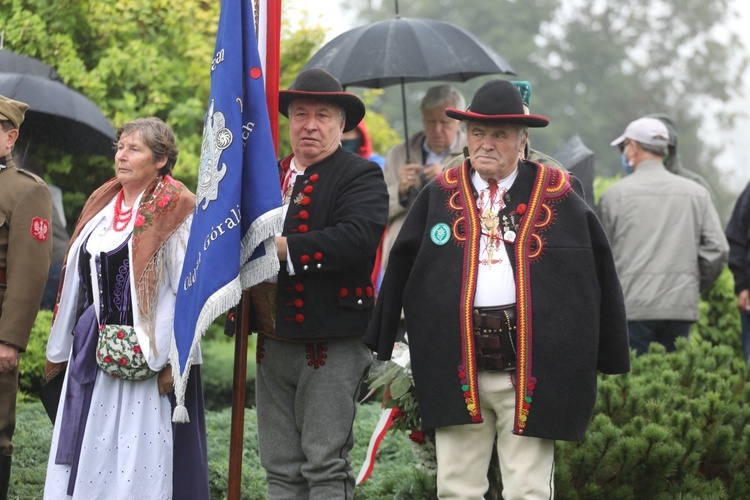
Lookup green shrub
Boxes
[19,310,53,397]
[556,339,749,499]
[200,334,257,411]
[553,271,748,498]
[205,313,230,342]
[695,267,742,353]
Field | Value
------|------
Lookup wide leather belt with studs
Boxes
[472,304,517,371]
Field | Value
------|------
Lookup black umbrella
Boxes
[0,49,61,79]
[0,50,116,158]
[302,17,515,161]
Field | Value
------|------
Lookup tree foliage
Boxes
[532,0,746,220]
[1,0,398,233]
[1,0,219,229]
[347,0,747,220]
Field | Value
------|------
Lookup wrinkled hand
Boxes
[421,163,443,182]
[158,364,174,395]
[738,289,750,312]
[398,164,422,195]
[0,343,19,373]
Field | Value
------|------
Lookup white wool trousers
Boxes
[435,371,555,500]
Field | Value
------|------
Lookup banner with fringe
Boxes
[172,0,282,422]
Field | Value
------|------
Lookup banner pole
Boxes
[227,2,281,498]
[228,289,252,499]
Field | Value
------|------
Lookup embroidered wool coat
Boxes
[275,147,388,341]
[365,159,630,441]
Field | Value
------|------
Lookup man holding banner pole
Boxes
[249,68,388,499]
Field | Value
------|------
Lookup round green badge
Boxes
[430,222,451,246]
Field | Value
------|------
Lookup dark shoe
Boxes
[0,455,11,500]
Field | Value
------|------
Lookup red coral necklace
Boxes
[113,189,133,232]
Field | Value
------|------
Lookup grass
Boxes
[10,398,433,499]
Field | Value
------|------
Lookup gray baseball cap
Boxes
[610,117,670,148]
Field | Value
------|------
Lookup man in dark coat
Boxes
[254,68,388,500]
[365,79,630,499]
[726,180,750,361]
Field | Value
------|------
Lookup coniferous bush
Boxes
[556,339,749,499]
[695,267,742,351]
[18,310,53,396]
[555,268,749,499]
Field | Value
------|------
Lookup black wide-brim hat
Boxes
[279,68,365,133]
[445,79,549,128]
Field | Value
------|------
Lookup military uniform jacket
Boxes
[275,147,388,341]
[365,159,630,441]
[0,161,53,351]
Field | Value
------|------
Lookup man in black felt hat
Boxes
[252,68,388,499]
[365,79,630,499]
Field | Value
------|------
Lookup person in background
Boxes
[367,79,630,499]
[341,119,387,291]
[10,150,70,311]
[41,184,70,309]
[252,68,387,499]
[382,85,467,273]
[725,179,750,361]
[0,94,53,500]
[600,116,728,355]
[44,118,208,499]
[340,118,385,169]
[512,80,566,171]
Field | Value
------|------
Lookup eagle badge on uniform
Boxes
[31,217,50,242]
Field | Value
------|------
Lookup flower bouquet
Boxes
[366,341,437,475]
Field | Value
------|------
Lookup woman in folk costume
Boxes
[44,118,208,499]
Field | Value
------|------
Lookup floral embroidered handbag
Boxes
[96,324,158,381]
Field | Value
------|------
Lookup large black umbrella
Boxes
[0,49,61,79]
[302,17,515,161]
[0,50,116,158]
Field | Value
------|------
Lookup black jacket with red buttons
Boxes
[274,146,388,341]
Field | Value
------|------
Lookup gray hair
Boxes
[421,85,466,113]
[516,125,529,149]
[636,141,668,157]
[116,117,179,176]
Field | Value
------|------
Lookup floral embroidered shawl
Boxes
[55,175,194,335]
